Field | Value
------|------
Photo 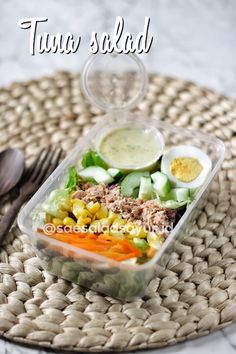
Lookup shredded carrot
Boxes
[38,228,142,262]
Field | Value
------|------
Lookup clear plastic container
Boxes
[18,53,225,301]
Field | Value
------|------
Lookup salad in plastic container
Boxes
[18,53,225,301]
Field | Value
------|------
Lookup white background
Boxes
[1,0,236,97]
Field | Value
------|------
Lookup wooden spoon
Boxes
[0,148,25,197]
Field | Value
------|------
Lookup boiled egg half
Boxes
[161,145,212,189]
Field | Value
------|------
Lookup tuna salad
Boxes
[73,182,176,237]
[33,145,211,266]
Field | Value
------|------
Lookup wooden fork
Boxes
[0,146,63,243]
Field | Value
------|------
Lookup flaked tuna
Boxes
[73,183,176,236]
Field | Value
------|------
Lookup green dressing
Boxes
[99,127,161,169]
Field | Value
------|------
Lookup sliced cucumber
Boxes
[151,171,171,198]
[79,166,114,184]
[167,188,189,202]
[138,176,153,200]
[107,168,123,181]
[120,171,149,197]
[132,187,140,198]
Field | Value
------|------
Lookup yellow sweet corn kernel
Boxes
[129,226,147,238]
[76,217,86,228]
[82,217,92,225]
[124,233,133,240]
[92,213,97,222]
[89,218,110,232]
[108,211,116,222]
[80,209,92,218]
[57,210,69,219]
[112,217,126,229]
[95,207,108,219]
[87,202,100,214]
[72,209,81,219]
[90,219,100,227]
[52,218,64,227]
[60,201,72,212]
[71,199,86,208]
[124,222,136,233]
[99,218,112,227]
[109,230,125,239]
[63,217,76,226]
[89,219,101,233]
[72,204,86,218]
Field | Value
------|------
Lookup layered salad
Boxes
[34,126,212,267]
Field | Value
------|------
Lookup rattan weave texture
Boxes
[0,72,236,351]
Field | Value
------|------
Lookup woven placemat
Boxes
[0,72,236,352]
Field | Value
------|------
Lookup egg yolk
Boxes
[170,157,203,182]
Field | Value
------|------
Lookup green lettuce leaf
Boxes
[41,189,70,218]
[155,193,193,209]
[81,149,108,169]
[65,166,78,192]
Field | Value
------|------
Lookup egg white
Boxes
[161,145,212,189]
